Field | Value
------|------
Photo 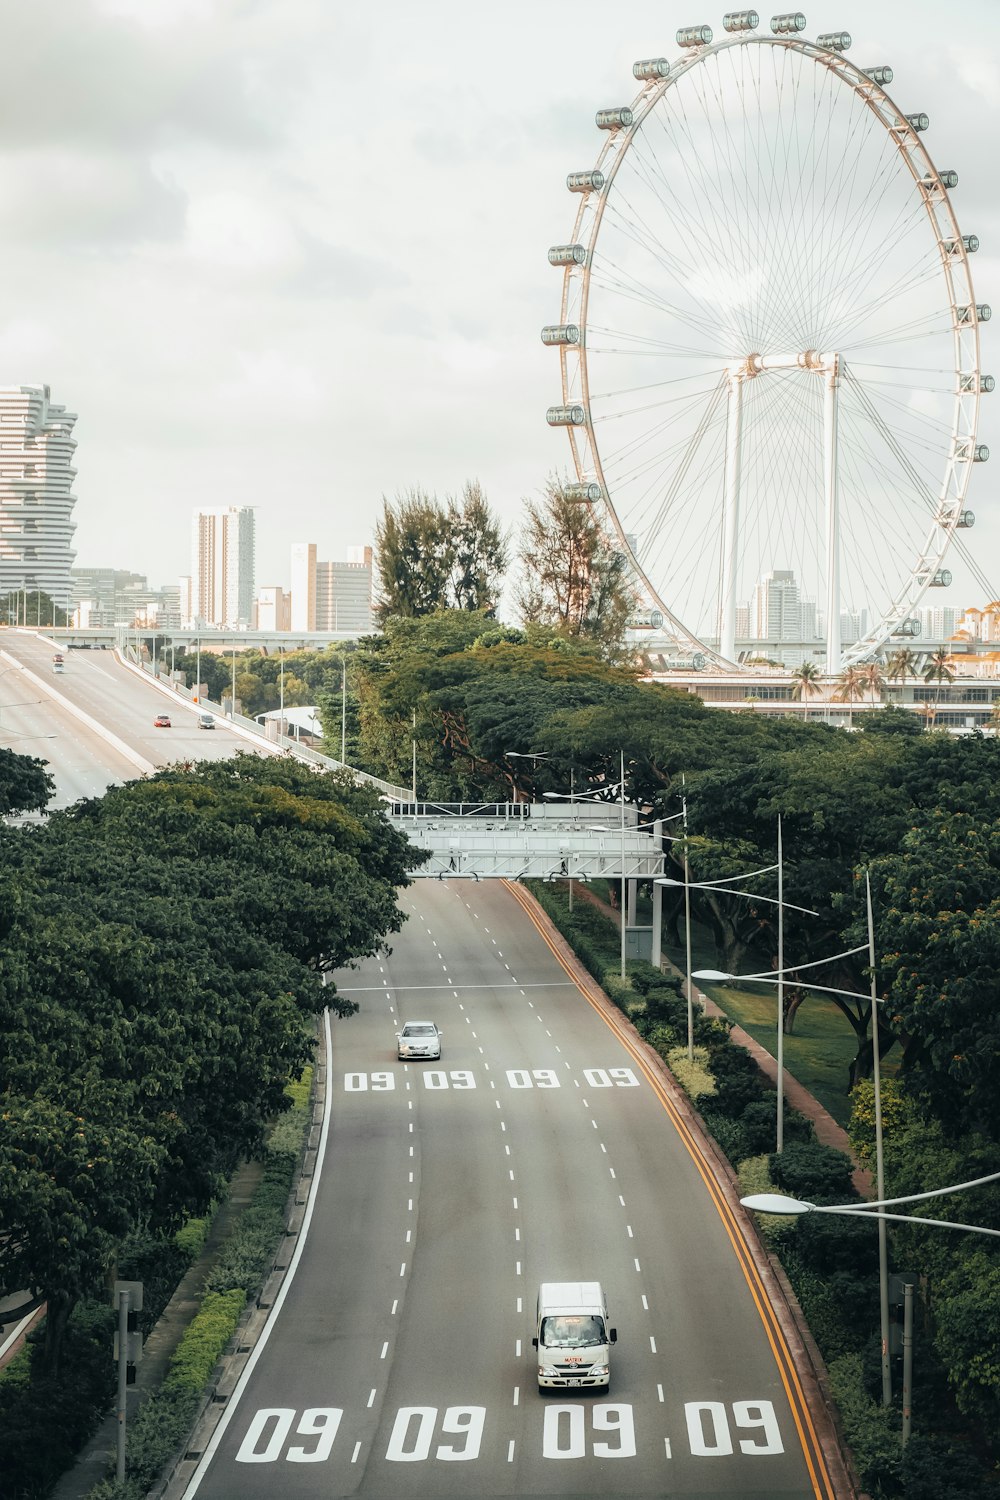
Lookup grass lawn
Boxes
[693,978,860,1126]
[573,882,893,1127]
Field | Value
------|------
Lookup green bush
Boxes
[826,1352,901,1494]
[698,1110,748,1165]
[769,1140,856,1204]
[667,1045,717,1100]
[601,971,635,1007]
[174,1212,213,1262]
[737,1156,798,1246]
[85,1389,200,1500]
[162,1289,246,1396]
[202,1151,294,1298]
[898,1431,994,1499]
[703,1040,768,1117]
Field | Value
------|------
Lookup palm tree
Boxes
[790,660,823,703]
[921,649,955,729]
[833,665,866,728]
[885,648,916,683]
[859,661,884,709]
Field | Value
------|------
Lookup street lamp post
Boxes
[341,657,347,766]
[660,855,819,1080]
[744,1167,1000,1444]
[693,871,891,1401]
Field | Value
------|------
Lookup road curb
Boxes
[508,882,862,1500]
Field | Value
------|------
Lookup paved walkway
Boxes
[50,1159,265,1500]
[575,886,873,1196]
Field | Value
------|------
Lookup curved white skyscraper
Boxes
[0,384,78,610]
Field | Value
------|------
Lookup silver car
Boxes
[396,1021,443,1060]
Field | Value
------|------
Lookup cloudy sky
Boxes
[1,0,997,616]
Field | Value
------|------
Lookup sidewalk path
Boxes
[574,885,873,1196]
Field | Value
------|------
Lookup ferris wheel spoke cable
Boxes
[845,374,947,510]
[635,378,729,546]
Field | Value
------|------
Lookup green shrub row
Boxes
[202,1085,310,1298]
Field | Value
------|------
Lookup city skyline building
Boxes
[0,384,78,610]
[316,546,374,632]
[256,585,291,631]
[70,568,180,628]
[289,542,317,631]
[753,568,802,642]
[190,506,255,628]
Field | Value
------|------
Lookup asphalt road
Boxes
[0,629,258,805]
[183,880,833,1500]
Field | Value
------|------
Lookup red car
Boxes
[153,714,172,728]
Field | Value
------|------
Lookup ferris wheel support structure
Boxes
[544,20,990,673]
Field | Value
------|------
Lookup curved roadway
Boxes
[183,881,837,1500]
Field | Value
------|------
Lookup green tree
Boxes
[921,648,955,727]
[789,661,823,702]
[515,476,638,660]
[446,480,508,614]
[885,647,916,682]
[374,483,507,622]
[0,757,419,1367]
[874,810,1000,1136]
[0,747,54,815]
[831,665,867,727]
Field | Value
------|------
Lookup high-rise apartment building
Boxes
[753,569,802,641]
[289,543,373,632]
[290,542,317,631]
[316,546,374,632]
[0,384,78,609]
[191,507,255,627]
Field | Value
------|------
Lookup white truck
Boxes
[532,1281,617,1391]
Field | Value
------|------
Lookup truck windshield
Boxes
[539,1315,605,1348]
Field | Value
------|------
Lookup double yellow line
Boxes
[503,878,838,1500]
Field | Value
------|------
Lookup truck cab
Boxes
[532,1281,616,1390]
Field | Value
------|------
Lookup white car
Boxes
[396,1021,443,1061]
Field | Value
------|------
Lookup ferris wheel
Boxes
[543,11,990,672]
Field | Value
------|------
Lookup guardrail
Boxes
[119,649,412,801]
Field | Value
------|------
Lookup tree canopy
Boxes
[0,755,419,1368]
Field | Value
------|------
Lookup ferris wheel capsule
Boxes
[904,112,929,131]
[955,441,989,461]
[546,404,586,427]
[817,31,851,50]
[633,58,671,80]
[723,12,760,32]
[548,244,587,266]
[596,107,634,130]
[563,482,602,501]
[541,325,581,346]
[862,65,893,85]
[943,235,979,256]
[957,304,990,323]
[567,170,604,193]
[929,569,953,586]
[676,25,713,46]
[770,13,806,34]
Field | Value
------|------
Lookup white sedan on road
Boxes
[396,1021,443,1060]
